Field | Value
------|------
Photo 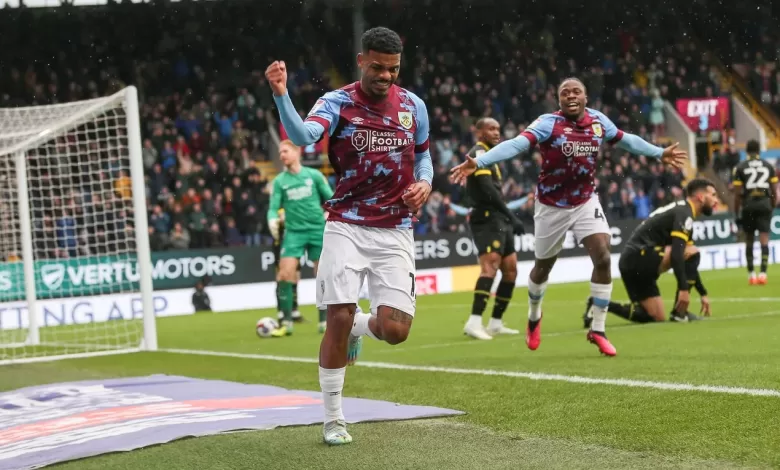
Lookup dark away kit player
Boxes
[462,117,525,340]
[591,178,719,324]
[732,139,778,285]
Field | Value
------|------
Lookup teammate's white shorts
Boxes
[533,196,610,260]
[316,221,416,316]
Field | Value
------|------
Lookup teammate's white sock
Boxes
[467,314,483,327]
[590,282,613,333]
[319,366,346,423]
[527,279,547,321]
[351,311,379,340]
[487,317,503,330]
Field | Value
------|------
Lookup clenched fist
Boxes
[265,61,288,97]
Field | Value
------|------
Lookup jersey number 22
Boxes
[744,167,771,190]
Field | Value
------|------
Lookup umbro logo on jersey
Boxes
[351,117,365,124]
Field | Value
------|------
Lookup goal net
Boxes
[0,86,156,365]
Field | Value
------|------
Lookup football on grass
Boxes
[256,317,279,338]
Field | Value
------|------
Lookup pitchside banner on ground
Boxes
[0,375,463,469]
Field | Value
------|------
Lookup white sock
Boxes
[351,311,379,340]
[590,282,613,333]
[319,366,346,423]
[527,279,547,321]
[466,314,483,327]
[488,317,503,330]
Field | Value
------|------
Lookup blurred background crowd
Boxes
[0,0,778,258]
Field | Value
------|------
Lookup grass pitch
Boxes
[3,267,780,469]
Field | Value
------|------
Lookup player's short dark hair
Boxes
[558,77,587,93]
[361,27,403,55]
[475,117,498,130]
[686,178,715,195]
[746,139,760,155]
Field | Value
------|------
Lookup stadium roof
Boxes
[1,0,188,7]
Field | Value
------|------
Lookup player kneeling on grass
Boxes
[267,140,334,336]
[584,178,718,325]
[462,118,526,340]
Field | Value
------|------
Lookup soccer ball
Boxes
[256,317,279,338]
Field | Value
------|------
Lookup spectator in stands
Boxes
[169,223,190,250]
[0,0,717,254]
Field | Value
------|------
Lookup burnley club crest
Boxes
[398,112,413,130]
[591,123,603,138]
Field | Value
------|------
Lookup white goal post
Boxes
[0,86,156,366]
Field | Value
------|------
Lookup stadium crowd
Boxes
[0,0,761,258]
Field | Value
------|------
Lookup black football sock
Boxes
[761,244,769,274]
[746,245,754,273]
[471,276,493,319]
[491,281,515,320]
[608,301,656,323]
[292,283,299,311]
[607,301,632,320]
[628,303,657,323]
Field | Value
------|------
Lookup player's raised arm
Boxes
[267,176,283,240]
[449,114,554,185]
[403,94,433,211]
[266,61,334,146]
[595,110,688,169]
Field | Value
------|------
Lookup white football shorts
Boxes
[533,196,611,260]
[316,221,416,316]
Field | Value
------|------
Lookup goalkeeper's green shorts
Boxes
[280,228,324,261]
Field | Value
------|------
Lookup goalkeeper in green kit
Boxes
[268,140,334,336]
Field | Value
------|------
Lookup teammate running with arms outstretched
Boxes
[450,77,688,356]
[588,178,718,325]
[267,140,333,335]
[732,139,778,285]
[266,26,433,445]
[462,117,525,340]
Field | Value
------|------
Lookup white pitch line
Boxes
[427,297,780,311]
[160,348,780,398]
[381,309,780,354]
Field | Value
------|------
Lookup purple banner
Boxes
[0,375,463,469]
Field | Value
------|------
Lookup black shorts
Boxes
[470,219,516,257]
[618,247,663,302]
[742,206,772,234]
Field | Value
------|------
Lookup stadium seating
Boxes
[0,1,739,252]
